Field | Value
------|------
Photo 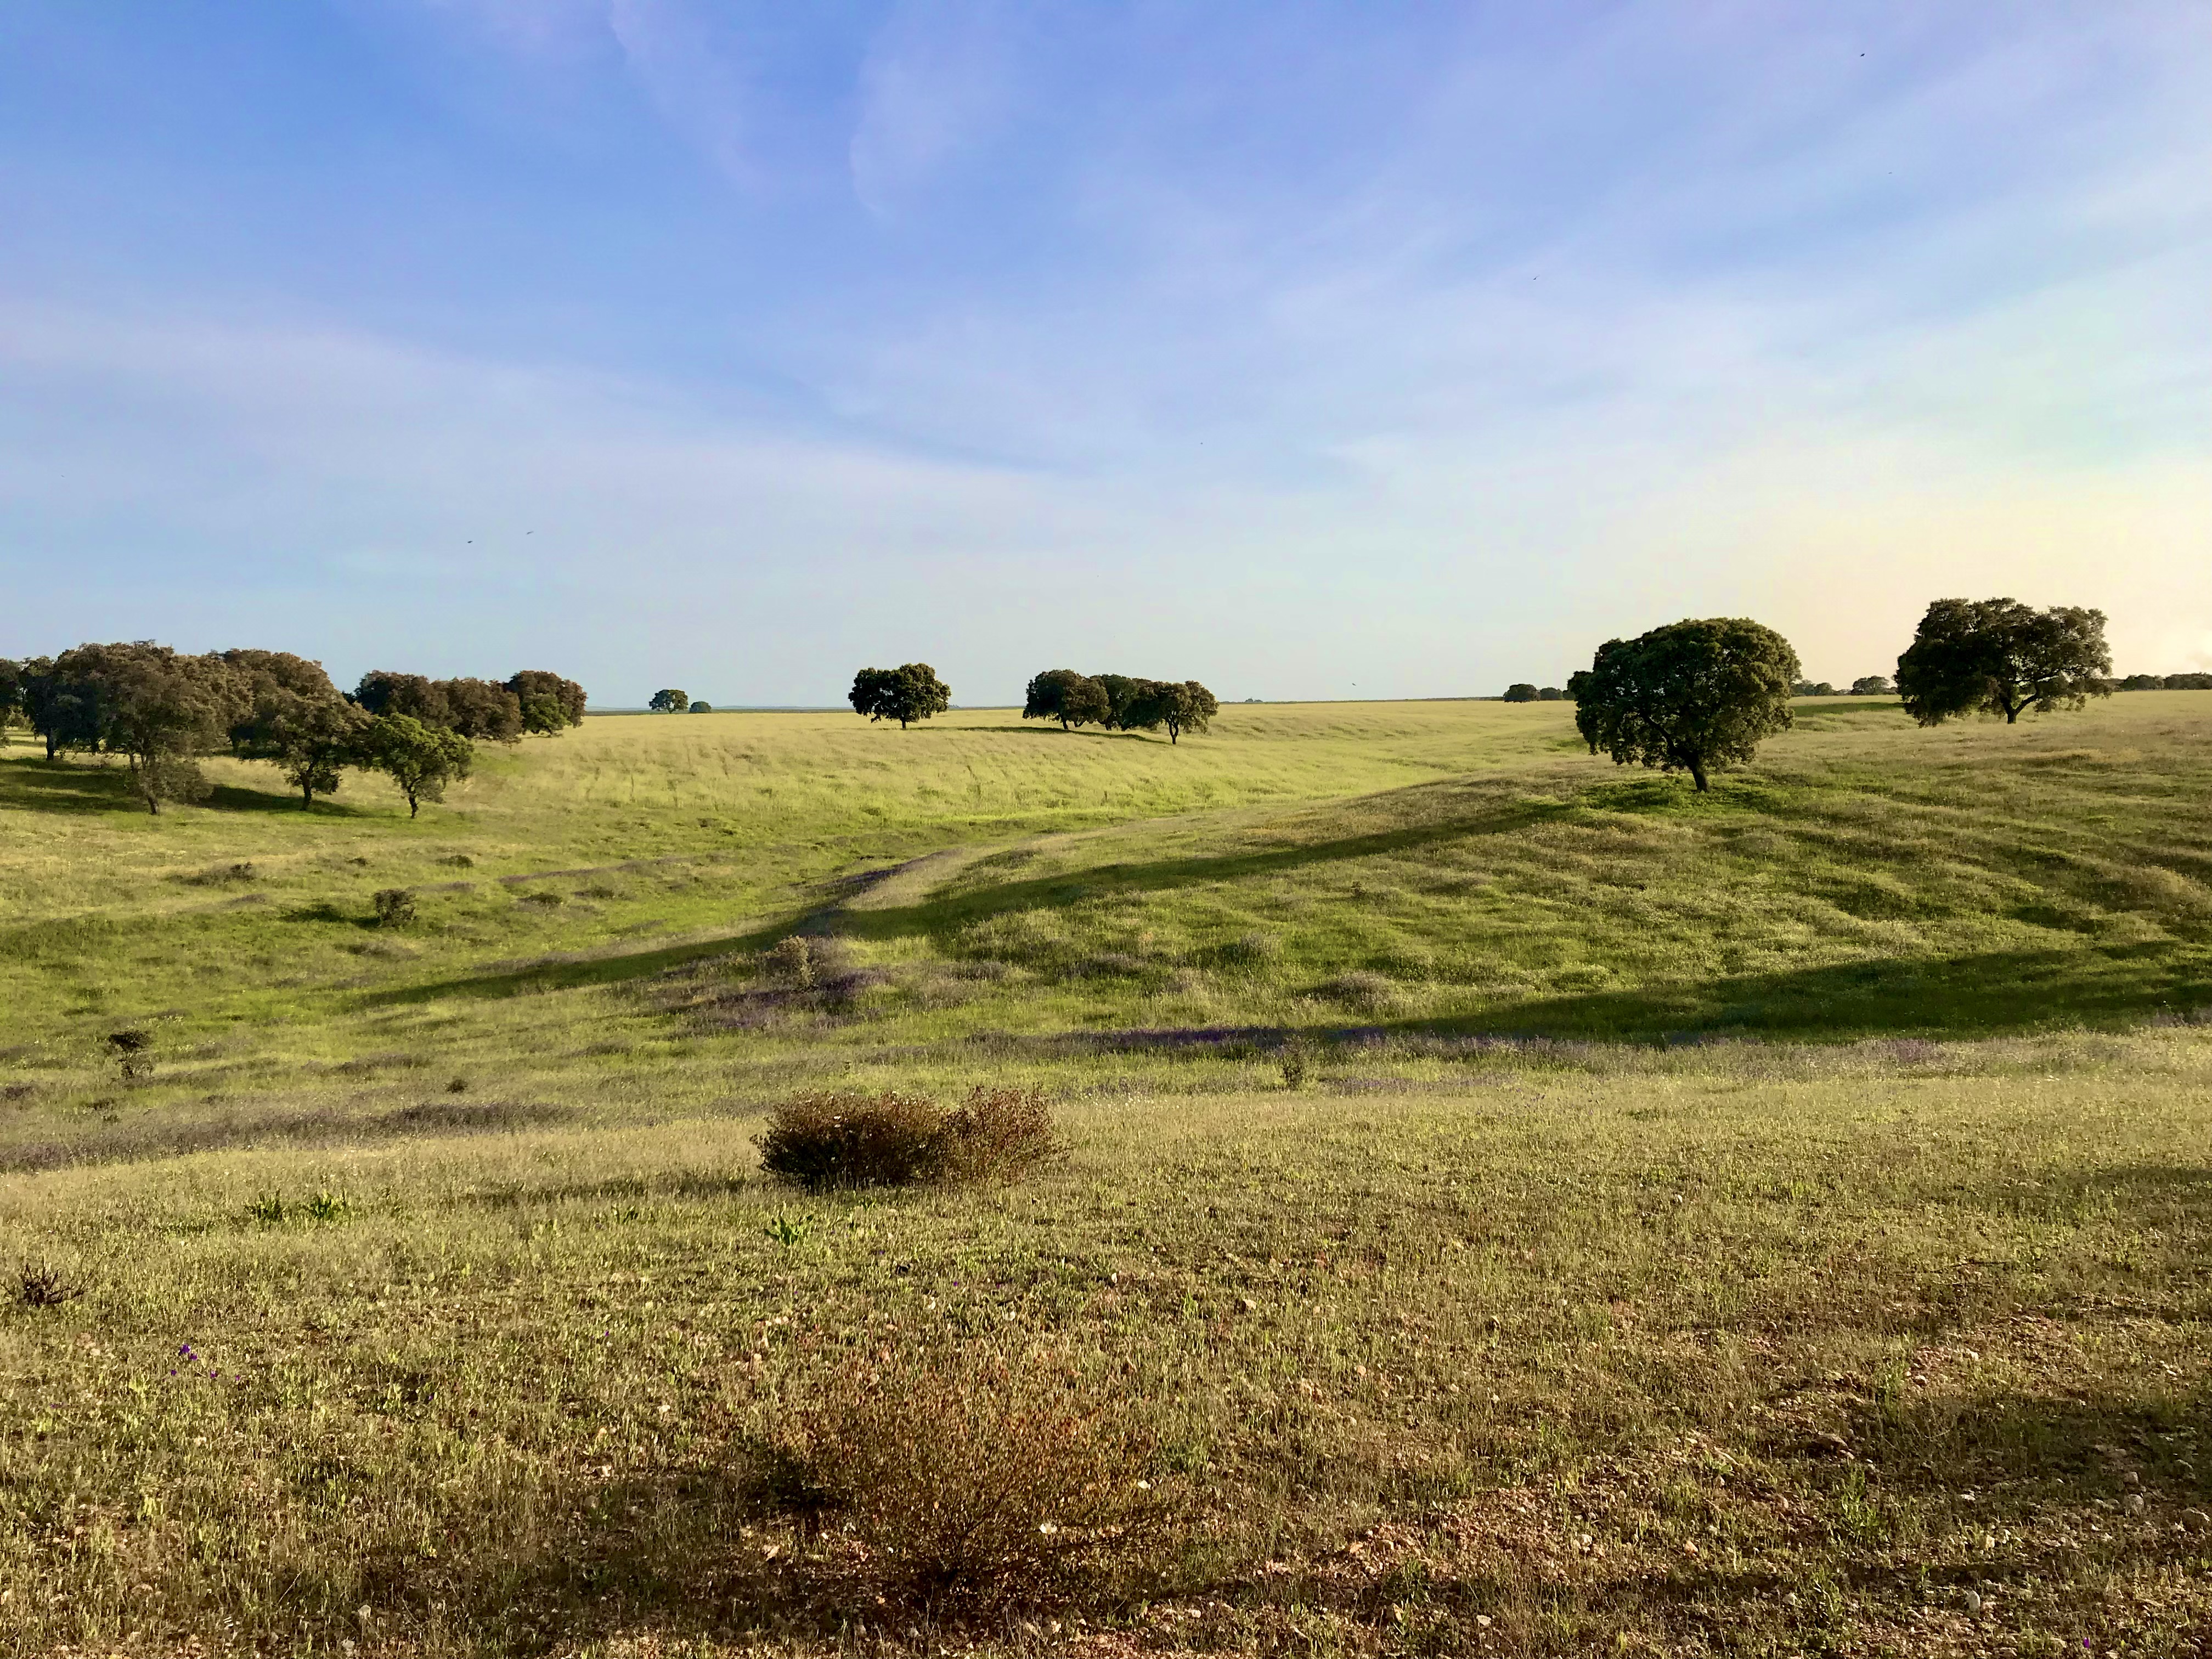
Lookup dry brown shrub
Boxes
[756,1086,1060,1192]
[765,1351,1187,1617]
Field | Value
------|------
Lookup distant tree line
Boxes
[0,644,583,815]
[2118,673,2212,691]
[1023,670,1220,743]
[1500,683,1567,702]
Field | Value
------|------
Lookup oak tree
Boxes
[649,689,690,714]
[1122,679,1219,744]
[1573,618,1799,793]
[1023,669,1110,729]
[849,663,951,729]
[1895,599,2112,725]
[357,713,473,817]
[505,670,587,733]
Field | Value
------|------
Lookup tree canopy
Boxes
[356,714,473,817]
[506,670,587,733]
[1120,679,1219,744]
[1850,675,1893,696]
[224,650,364,806]
[849,664,951,729]
[1023,669,1110,730]
[1502,682,1539,703]
[1895,599,2112,726]
[1573,618,1799,792]
[41,643,248,812]
[648,689,690,714]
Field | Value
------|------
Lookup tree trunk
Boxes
[1688,757,1709,792]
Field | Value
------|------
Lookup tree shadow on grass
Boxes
[1394,943,2212,1042]
[0,757,366,817]
[358,782,1574,1006]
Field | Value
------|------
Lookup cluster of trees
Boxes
[1509,674,1900,702]
[2119,673,2212,692]
[1792,675,1893,697]
[1023,669,1221,743]
[1571,598,2131,792]
[0,645,584,815]
[647,689,719,713]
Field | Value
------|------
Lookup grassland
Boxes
[2,696,2210,1655]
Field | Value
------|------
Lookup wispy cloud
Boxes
[0,3,2205,697]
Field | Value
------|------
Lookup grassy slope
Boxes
[3,696,2211,1654]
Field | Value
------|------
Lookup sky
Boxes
[0,2,2205,707]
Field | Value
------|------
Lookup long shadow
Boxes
[1391,944,2212,1041]
[833,787,1573,944]
[360,785,1570,1005]
[0,757,362,817]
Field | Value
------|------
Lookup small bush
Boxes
[766,935,816,989]
[371,888,417,927]
[765,1351,1186,1617]
[105,1029,153,1081]
[520,889,565,907]
[18,1262,84,1308]
[757,1086,1060,1191]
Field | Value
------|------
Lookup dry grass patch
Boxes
[761,1350,1190,1619]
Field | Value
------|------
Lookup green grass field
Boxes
[3,696,2210,1655]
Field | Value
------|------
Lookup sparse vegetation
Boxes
[2,694,2210,1654]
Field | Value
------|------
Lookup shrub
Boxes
[766,935,816,990]
[17,1261,83,1308]
[105,1028,153,1081]
[765,1351,1186,1617]
[757,1086,1060,1191]
[371,888,417,927]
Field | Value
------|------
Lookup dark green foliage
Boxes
[689,701,713,713]
[2121,673,2212,692]
[1092,673,1144,730]
[505,670,587,733]
[1023,669,1110,729]
[223,652,364,806]
[47,642,248,813]
[0,658,22,729]
[1537,686,1565,701]
[1502,683,1539,703]
[648,689,690,714]
[1574,617,1800,792]
[1851,675,1893,695]
[1792,681,1837,697]
[848,664,951,729]
[757,1086,1059,1190]
[356,714,472,818]
[353,670,448,725]
[438,679,524,742]
[1896,598,2112,725]
[1120,679,1219,744]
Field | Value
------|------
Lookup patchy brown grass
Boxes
[756,1086,1060,1191]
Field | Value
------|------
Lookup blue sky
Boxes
[1,2,2205,706]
